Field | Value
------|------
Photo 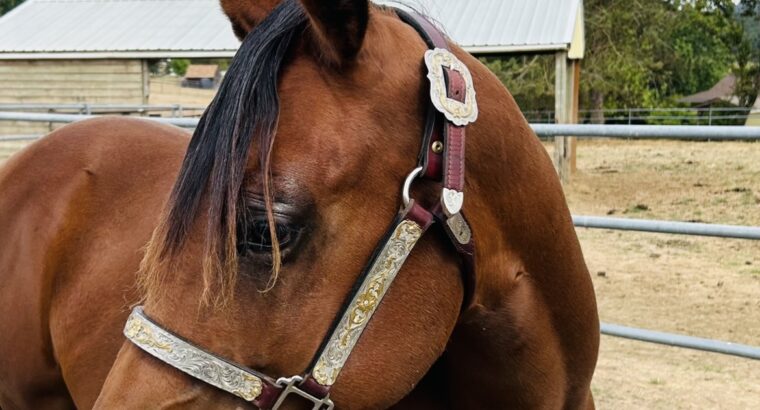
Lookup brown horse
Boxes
[0,0,599,408]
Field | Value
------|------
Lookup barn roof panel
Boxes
[0,0,583,59]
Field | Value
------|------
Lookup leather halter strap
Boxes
[397,9,477,306]
[123,9,477,410]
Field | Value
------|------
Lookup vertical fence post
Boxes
[553,52,579,183]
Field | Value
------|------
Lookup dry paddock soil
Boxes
[2,137,759,408]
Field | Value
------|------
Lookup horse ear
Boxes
[220,0,282,40]
[300,0,370,65]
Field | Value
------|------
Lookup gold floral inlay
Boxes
[123,307,263,402]
[312,220,424,386]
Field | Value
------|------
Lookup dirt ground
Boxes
[2,138,759,408]
[545,139,760,409]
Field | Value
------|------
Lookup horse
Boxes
[0,0,599,408]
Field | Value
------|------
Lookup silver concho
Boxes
[424,48,478,126]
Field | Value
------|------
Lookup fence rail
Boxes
[3,112,760,140]
[573,216,760,240]
[0,103,205,115]
[524,107,755,125]
[600,323,760,360]
[2,111,759,360]
[0,111,199,128]
[532,123,760,139]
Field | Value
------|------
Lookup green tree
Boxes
[169,59,191,76]
[0,0,24,16]
[736,1,760,107]
[479,55,555,113]
[482,0,759,118]
[582,0,745,113]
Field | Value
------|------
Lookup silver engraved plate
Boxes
[124,307,264,402]
[442,187,464,216]
[446,213,472,245]
[424,48,479,126]
[311,220,425,387]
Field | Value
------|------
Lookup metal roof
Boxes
[0,0,583,59]
[376,0,584,54]
[0,0,240,59]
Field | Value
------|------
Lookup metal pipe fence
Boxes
[600,323,760,360]
[523,107,755,125]
[0,103,206,116]
[3,112,760,140]
[0,111,199,128]
[1,111,759,360]
[0,135,43,142]
[573,216,760,240]
[532,123,760,139]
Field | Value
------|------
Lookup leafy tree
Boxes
[0,0,24,16]
[479,55,555,113]
[736,1,760,107]
[169,59,191,76]
[484,0,759,119]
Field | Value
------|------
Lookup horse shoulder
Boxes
[0,117,188,408]
[439,53,598,409]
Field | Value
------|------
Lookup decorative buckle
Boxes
[424,48,478,126]
[273,376,334,410]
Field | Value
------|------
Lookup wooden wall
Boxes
[149,76,215,107]
[0,59,146,135]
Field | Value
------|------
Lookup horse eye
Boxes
[237,216,301,257]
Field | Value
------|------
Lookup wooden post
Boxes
[141,60,150,106]
[554,52,579,183]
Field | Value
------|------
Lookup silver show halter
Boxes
[123,7,478,409]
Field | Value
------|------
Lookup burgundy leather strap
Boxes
[253,384,284,409]
[443,124,466,192]
[442,68,467,192]
[396,9,448,49]
[406,201,435,229]
[298,376,330,400]
[394,9,476,308]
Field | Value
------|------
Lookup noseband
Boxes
[124,9,478,409]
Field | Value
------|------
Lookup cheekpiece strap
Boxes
[304,202,434,389]
[394,9,478,304]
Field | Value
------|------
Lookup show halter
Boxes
[124,8,478,409]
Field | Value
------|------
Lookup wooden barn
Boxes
[0,0,585,141]
[0,0,240,134]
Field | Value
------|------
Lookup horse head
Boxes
[95,1,469,408]
[95,0,597,408]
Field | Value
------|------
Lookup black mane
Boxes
[160,0,307,262]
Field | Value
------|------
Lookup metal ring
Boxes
[402,166,424,207]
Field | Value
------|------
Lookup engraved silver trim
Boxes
[446,213,472,244]
[124,307,264,402]
[311,220,425,386]
[442,187,464,216]
[424,48,478,126]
